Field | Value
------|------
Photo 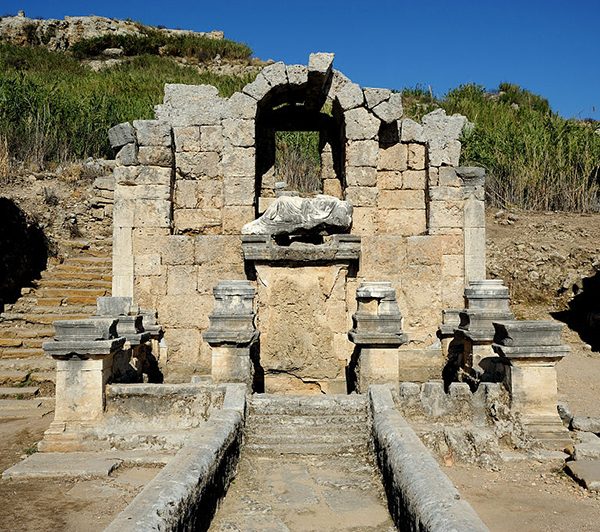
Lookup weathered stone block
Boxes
[378,143,408,172]
[442,254,464,277]
[132,228,170,255]
[173,126,200,152]
[323,178,343,198]
[134,254,161,276]
[242,73,271,100]
[167,265,198,295]
[222,206,255,234]
[133,120,172,147]
[400,118,425,143]
[336,81,364,110]
[137,146,173,167]
[372,92,403,124]
[222,146,255,177]
[360,235,406,276]
[109,122,135,148]
[429,200,463,229]
[176,151,221,178]
[406,235,459,266]
[407,143,426,170]
[174,208,221,233]
[174,178,223,210]
[345,186,378,207]
[115,184,171,201]
[402,169,427,189]
[346,140,378,167]
[114,166,172,186]
[224,177,255,206]
[439,166,461,187]
[157,293,213,329]
[377,171,402,190]
[378,190,424,210]
[364,88,391,109]
[162,235,195,265]
[351,207,378,235]
[116,143,138,166]
[222,118,255,147]
[133,200,171,228]
[262,61,288,87]
[344,107,380,140]
[286,64,308,87]
[159,84,225,126]
[346,166,377,187]
[162,328,202,366]
[377,208,427,235]
[199,125,224,152]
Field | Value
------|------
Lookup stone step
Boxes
[66,256,112,265]
[0,347,44,359]
[244,441,370,456]
[103,429,195,451]
[0,386,39,398]
[0,398,54,419]
[0,327,55,338]
[248,394,368,416]
[0,357,55,372]
[0,313,92,325]
[42,271,112,282]
[0,369,29,385]
[36,295,102,306]
[245,430,369,447]
[0,338,23,348]
[246,413,369,431]
[36,279,112,289]
[37,287,109,298]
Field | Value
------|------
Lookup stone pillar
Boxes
[203,281,259,386]
[40,319,125,452]
[455,279,514,383]
[349,282,408,392]
[493,320,571,449]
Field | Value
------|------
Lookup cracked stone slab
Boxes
[2,452,123,480]
[565,460,600,491]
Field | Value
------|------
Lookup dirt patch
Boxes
[442,460,600,532]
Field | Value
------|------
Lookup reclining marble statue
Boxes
[242,194,352,236]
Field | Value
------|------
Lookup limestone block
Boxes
[464,227,486,282]
[429,186,467,201]
[323,178,343,198]
[200,125,224,152]
[346,140,378,167]
[131,228,169,255]
[242,72,271,100]
[429,167,439,186]
[224,177,255,206]
[262,61,288,88]
[358,347,400,391]
[112,198,135,227]
[173,126,200,152]
[176,151,221,178]
[162,328,201,367]
[407,143,426,170]
[400,118,425,143]
[286,64,308,87]
[346,166,377,187]
[364,88,391,109]
[167,265,198,295]
[429,139,462,167]
[344,107,380,140]
[137,146,173,167]
[223,118,255,147]
[442,254,464,278]
[406,235,460,266]
[308,52,334,74]
[226,91,257,120]
[159,84,224,126]
[135,274,167,306]
[174,178,223,210]
[397,347,445,382]
[162,235,195,266]
[222,206,255,234]
[378,143,408,172]
[115,184,171,201]
[108,122,135,148]
[195,235,244,268]
[335,81,364,110]
[133,120,171,147]
[439,166,461,187]
[351,207,377,235]
[429,200,463,229]
[114,166,171,186]
[378,190,424,210]
[377,208,427,236]
[345,186,378,207]
[135,254,161,276]
[402,169,427,189]
[158,293,213,329]
[173,208,221,233]
[133,199,171,228]
[377,171,402,190]
[359,235,406,276]
[173,180,199,209]
[116,143,138,166]
[211,346,253,385]
[442,276,465,308]
[372,92,403,124]
[222,146,255,177]
[464,196,485,228]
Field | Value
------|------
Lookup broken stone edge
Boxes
[104,383,246,532]
[369,385,489,532]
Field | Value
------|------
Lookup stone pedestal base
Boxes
[211,346,253,385]
[38,421,108,453]
[357,347,400,393]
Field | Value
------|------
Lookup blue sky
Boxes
[4,0,599,119]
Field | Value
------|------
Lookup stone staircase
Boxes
[245,394,371,455]
[0,237,112,396]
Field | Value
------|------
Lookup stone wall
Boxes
[110,53,486,386]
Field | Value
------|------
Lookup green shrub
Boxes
[0,44,255,167]
[275,131,321,193]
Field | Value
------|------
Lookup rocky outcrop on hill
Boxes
[0,11,223,51]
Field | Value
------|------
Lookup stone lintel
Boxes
[241,234,360,264]
[43,337,126,358]
[492,320,564,347]
[493,343,570,362]
[349,331,408,347]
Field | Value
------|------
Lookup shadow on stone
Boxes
[552,270,600,351]
[0,198,50,309]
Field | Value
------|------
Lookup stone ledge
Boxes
[242,234,360,263]
[369,385,489,531]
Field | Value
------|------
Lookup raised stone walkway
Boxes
[209,394,395,531]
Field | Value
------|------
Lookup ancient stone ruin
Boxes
[3,52,592,530]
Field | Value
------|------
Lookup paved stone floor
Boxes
[209,453,395,531]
